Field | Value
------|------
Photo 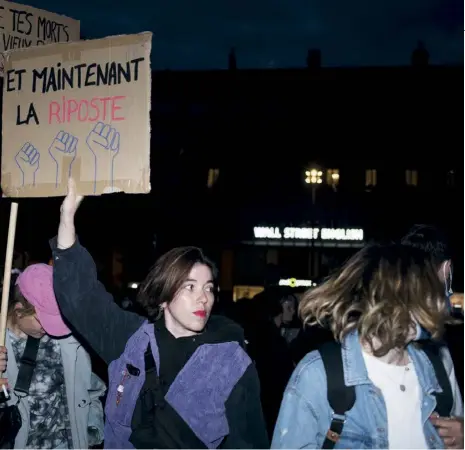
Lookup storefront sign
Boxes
[253,226,364,241]
[279,278,316,287]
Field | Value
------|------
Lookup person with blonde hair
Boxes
[272,243,463,449]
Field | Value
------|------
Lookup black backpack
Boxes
[319,340,453,449]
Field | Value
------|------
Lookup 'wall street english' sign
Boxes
[253,226,364,241]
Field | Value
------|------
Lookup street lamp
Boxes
[305,169,323,184]
[305,169,323,204]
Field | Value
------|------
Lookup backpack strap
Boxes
[144,344,157,373]
[14,336,40,396]
[140,343,165,413]
[319,341,356,449]
[420,342,453,417]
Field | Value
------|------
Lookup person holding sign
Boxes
[48,179,269,449]
[0,264,106,449]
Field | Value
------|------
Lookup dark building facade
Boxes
[147,65,463,296]
[1,65,462,295]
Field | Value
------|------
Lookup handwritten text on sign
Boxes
[0,0,79,74]
[6,59,145,125]
[1,33,152,198]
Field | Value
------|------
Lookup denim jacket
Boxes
[272,332,461,449]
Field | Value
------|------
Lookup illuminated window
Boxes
[366,169,377,186]
[207,168,220,188]
[326,169,340,186]
[405,169,418,186]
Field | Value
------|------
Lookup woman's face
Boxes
[162,263,215,338]
[13,304,46,339]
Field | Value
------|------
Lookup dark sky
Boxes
[18,0,464,69]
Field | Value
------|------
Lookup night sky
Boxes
[15,0,465,69]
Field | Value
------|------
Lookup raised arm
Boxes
[51,178,144,364]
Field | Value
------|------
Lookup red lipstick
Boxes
[193,310,206,318]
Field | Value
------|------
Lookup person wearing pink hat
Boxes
[0,264,106,449]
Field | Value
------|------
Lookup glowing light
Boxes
[279,278,316,287]
[254,227,364,241]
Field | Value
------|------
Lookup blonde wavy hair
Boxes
[299,243,448,356]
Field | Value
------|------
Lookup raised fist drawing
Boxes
[86,122,120,193]
[48,131,78,188]
[15,142,40,186]
[86,122,120,158]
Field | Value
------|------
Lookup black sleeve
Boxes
[50,236,144,364]
[222,363,270,449]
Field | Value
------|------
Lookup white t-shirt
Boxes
[362,351,428,449]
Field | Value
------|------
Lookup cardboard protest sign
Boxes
[0,0,80,76]
[1,32,152,197]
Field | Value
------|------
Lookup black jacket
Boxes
[50,237,269,449]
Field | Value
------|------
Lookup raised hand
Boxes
[48,131,78,188]
[61,177,83,218]
[86,122,120,193]
[15,142,40,186]
[58,178,84,250]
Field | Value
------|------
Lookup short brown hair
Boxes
[8,285,35,323]
[137,246,218,321]
[299,243,448,356]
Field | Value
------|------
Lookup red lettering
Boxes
[67,99,78,123]
[77,100,88,122]
[100,97,111,120]
[62,96,66,122]
[48,95,127,124]
[49,101,61,124]
[89,99,99,122]
[111,96,125,121]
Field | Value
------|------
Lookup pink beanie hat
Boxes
[16,263,71,337]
